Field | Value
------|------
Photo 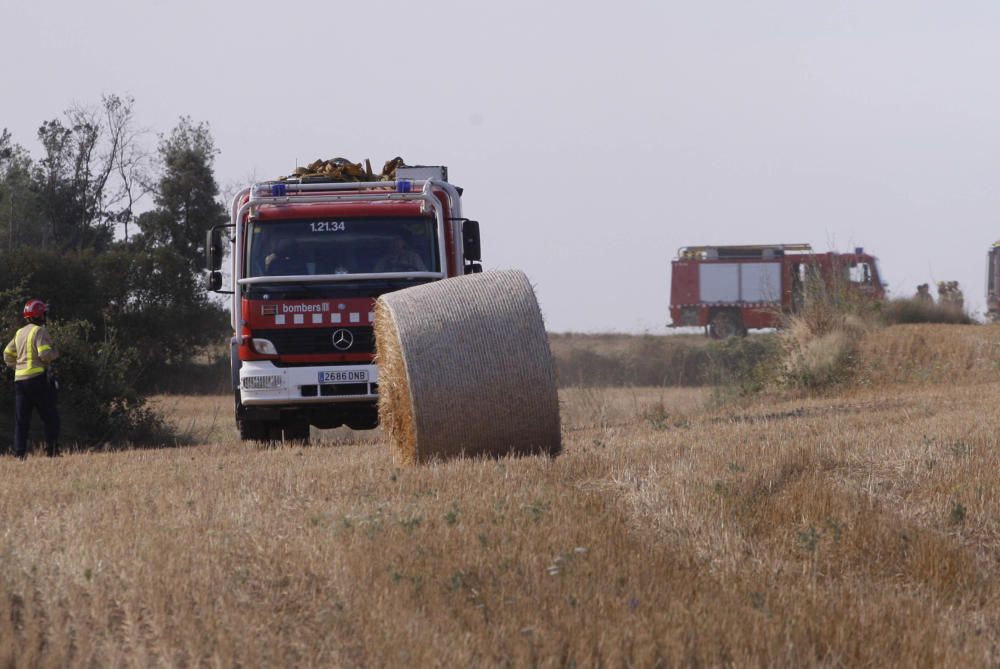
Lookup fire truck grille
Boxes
[255,327,375,355]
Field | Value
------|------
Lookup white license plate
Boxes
[318,370,368,384]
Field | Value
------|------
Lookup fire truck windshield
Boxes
[246,217,438,278]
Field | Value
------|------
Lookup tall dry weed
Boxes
[858,324,1000,386]
[777,264,877,391]
[780,315,870,390]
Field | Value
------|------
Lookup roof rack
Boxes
[678,243,813,260]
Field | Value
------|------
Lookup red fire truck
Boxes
[206,166,482,442]
[988,242,1000,322]
[669,244,884,338]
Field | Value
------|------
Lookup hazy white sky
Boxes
[3,0,999,331]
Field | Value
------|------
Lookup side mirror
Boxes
[464,263,483,275]
[207,227,224,271]
[206,271,223,292]
[462,220,481,262]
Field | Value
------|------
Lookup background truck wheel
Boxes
[709,311,745,339]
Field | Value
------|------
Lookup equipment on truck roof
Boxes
[677,244,813,260]
[279,156,401,183]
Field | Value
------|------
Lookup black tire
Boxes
[709,311,744,339]
[235,390,282,444]
[238,418,282,444]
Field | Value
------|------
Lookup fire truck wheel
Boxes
[709,311,743,339]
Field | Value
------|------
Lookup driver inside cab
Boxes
[264,239,304,276]
[375,237,427,272]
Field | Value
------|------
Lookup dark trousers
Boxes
[14,374,59,457]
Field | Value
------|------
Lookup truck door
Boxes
[847,260,872,285]
[845,257,881,299]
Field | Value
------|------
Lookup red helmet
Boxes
[23,299,48,320]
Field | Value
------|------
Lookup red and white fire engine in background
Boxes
[206,166,482,442]
[669,244,885,338]
[987,241,1000,322]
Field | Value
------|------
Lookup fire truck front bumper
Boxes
[239,361,379,405]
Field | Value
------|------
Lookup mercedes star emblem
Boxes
[332,329,354,351]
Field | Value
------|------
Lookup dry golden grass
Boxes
[859,323,1000,386]
[2,326,1000,666]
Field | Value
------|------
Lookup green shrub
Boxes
[51,320,172,446]
[704,334,782,396]
[552,335,716,387]
[549,333,782,392]
[0,247,227,449]
[0,319,171,450]
[880,299,975,325]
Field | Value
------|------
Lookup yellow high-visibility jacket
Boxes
[4,323,59,381]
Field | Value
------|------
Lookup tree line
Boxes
[0,95,230,447]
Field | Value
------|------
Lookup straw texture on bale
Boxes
[375,270,561,464]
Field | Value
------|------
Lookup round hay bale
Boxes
[375,270,561,464]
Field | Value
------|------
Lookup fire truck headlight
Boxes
[242,375,284,391]
[251,338,278,355]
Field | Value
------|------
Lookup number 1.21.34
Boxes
[311,221,346,233]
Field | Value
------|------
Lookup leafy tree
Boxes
[126,116,230,384]
[102,95,152,243]
[0,102,230,448]
[137,117,226,267]
[0,130,42,252]
[92,241,228,376]
[24,95,149,252]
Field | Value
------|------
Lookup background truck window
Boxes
[847,262,872,285]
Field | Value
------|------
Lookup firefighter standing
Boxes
[3,300,60,458]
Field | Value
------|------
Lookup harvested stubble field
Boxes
[2,325,1000,666]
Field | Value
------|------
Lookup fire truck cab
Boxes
[206,166,482,442]
[669,243,884,338]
